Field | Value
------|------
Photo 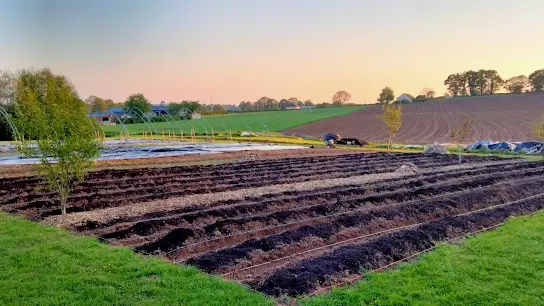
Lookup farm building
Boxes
[109,107,126,117]
[397,93,414,103]
[87,112,116,125]
[152,105,168,115]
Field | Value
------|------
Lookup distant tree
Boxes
[413,95,428,102]
[476,70,490,95]
[13,68,100,216]
[91,97,108,112]
[332,90,351,105]
[253,97,277,111]
[296,100,304,107]
[0,70,16,105]
[504,75,529,93]
[449,116,473,164]
[237,101,254,112]
[529,69,544,92]
[487,70,503,94]
[377,87,395,104]
[124,93,152,113]
[444,73,467,96]
[376,103,402,152]
[303,100,313,106]
[287,97,299,104]
[103,99,117,109]
[464,70,479,96]
[421,88,435,98]
[279,99,291,110]
[168,100,200,114]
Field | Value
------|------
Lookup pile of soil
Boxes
[394,163,420,175]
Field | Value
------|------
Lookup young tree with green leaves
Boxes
[14,68,100,215]
[449,116,473,164]
[376,103,402,151]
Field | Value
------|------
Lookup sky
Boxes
[1,0,543,104]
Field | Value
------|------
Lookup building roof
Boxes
[398,93,415,99]
[109,107,125,114]
[152,105,168,112]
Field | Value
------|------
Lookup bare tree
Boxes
[420,87,435,98]
[332,90,351,105]
[449,116,473,164]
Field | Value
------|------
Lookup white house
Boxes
[397,93,414,103]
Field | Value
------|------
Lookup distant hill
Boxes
[285,93,544,144]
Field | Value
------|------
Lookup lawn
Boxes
[300,211,544,306]
[101,106,363,137]
[0,212,272,306]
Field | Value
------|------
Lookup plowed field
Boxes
[286,93,544,144]
[2,152,543,298]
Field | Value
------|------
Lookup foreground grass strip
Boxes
[0,212,272,306]
[299,211,544,306]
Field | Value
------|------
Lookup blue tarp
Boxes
[466,140,544,154]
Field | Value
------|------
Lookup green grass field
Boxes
[101,106,362,137]
[300,212,544,306]
[0,212,272,306]
[1,208,544,305]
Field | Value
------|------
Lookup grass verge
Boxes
[299,211,544,306]
[0,212,272,306]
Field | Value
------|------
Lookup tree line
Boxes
[86,93,227,116]
[238,90,354,112]
[444,69,544,96]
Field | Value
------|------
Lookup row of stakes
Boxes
[94,128,241,145]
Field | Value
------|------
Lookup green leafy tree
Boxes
[464,70,479,96]
[124,93,152,113]
[13,68,100,215]
[377,87,395,104]
[444,73,467,96]
[376,103,402,151]
[529,69,544,92]
[303,100,313,106]
[332,90,351,105]
[487,70,503,94]
[504,75,529,93]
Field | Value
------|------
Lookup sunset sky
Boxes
[1,0,543,104]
